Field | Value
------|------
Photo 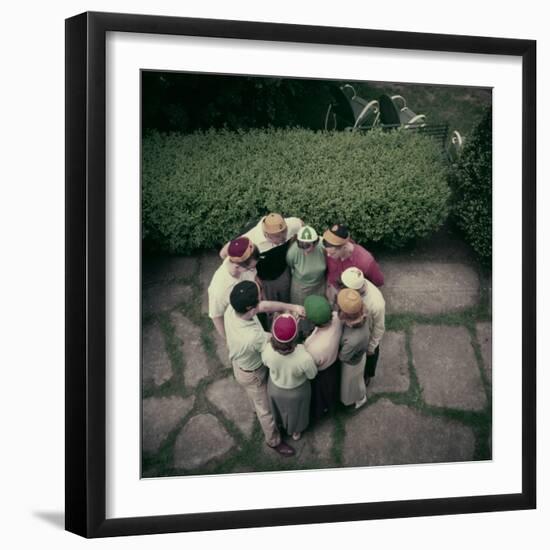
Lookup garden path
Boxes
[141,227,492,477]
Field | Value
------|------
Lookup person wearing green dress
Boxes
[286,225,326,305]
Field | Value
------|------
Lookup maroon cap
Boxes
[228,237,254,263]
[272,314,298,343]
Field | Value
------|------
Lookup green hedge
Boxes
[142,128,451,254]
[450,107,492,264]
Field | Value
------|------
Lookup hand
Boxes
[293,305,306,318]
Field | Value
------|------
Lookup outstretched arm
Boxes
[257,300,305,318]
[219,241,231,259]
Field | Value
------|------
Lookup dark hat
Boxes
[229,281,260,314]
[228,237,254,263]
[304,295,332,326]
[323,224,350,246]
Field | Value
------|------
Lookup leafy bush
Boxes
[450,107,492,263]
[142,128,451,254]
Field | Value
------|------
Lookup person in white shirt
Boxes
[224,281,304,457]
[208,237,260,339]
[220,213,303,328]
[340,267,386,386]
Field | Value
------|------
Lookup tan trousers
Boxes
[232,363,281,447]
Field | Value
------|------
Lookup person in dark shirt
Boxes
[220,213,303,328]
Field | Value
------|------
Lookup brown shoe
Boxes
[271,441,295,457]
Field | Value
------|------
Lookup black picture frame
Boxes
[65,11,536,538]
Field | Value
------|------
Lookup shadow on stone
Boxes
[143,255,199,285]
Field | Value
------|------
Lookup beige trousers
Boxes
[232,363,281,447]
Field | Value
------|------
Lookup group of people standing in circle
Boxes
[208,213,386,457]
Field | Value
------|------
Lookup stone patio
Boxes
[141,237,492,476]
[380,261,479,315]
[342,398,476,467]
[411,325,487,411]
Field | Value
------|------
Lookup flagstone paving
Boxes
[476,322,492,384]
[143,283,194,316]
[173,413,235,470]
[380,261,479,315]
[142,395,195,453]
[141,233,492,478]
[260,416,336,468]
[142,322,173,389]
[205,376,256,438]
[342,398,476,467]
[171,311,210,389]
[411,325,487,411]
[368,330,409,394]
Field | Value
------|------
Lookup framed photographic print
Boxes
[65,11,536,538]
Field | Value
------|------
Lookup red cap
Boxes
[272,314,298,343]
[228,237,254,263]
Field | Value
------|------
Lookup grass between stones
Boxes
[142,254,493,478]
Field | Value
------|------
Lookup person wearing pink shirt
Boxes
[322,223,384,305]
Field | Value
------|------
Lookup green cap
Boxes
[304,295,332,326]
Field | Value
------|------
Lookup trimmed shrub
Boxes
[142,128,450,254]
[450,107,492,263]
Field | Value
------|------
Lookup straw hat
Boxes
[337,288,363,315]
[262,213,287,234]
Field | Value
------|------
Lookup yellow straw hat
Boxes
[262,213,287,234]
[337,288,363,315]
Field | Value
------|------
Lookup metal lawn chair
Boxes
[324,84,464,161]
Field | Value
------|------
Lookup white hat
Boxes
[341,267,365,290]
[297,225,318,243]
